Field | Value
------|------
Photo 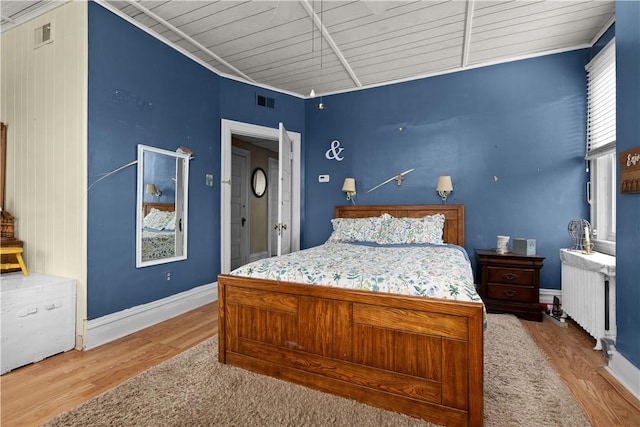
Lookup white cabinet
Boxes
[1,273,76,374]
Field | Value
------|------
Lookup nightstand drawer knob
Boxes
[504,289,518,297]
[503,273,519,281]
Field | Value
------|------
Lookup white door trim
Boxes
[220,119,301,274]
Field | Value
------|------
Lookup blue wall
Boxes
[87,4,303,319]
[219,79,304,132]
[87,2,638,372]
[303,51,590,291]
[615,0,640,371]
[87,3,220,318]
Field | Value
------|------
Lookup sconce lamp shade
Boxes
[436,176,453,192]
[342,178,356,202]
[436,176,453,203]
[146,183,161,197]
[342,178,356,193]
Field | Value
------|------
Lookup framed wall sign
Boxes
[620,146,640,194]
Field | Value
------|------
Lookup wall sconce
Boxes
[146,183,161,197]
[342,178,356,203]
[436,176,453,203]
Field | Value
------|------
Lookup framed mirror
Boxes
[136,144,190,268]
[1,122,6,211]
[252,167,267,198]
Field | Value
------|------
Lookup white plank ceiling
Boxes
[1,0,615,98]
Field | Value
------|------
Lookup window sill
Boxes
[593,239,616,257]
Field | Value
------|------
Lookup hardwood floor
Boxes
[1,303,217,427]
[522,315,640,427]
[1,303,638,427]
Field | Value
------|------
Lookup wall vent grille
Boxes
[256,94,275,109]
[34,23,53,49]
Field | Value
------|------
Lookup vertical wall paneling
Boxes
[0,1,88,344]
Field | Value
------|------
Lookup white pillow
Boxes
[327,216,384,242]
[164,211,177,231]
[376,213,445,244]
[143,208,174,231]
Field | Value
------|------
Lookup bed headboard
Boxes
[143,202,175,217]
[334,204,465,246]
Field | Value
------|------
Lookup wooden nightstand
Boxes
[476,249,544,322]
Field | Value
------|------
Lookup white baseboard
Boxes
[606,350,640,401]
[84,282,217,350]
[539,288,561,305]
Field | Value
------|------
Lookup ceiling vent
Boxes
[34,23,53,49]
[256,94,275,109]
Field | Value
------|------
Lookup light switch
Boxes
[318,175,330,183]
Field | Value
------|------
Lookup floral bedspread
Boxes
[141,230,175,261]
[231,242,483,306]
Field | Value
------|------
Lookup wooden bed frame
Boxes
[142,202,174,217]
[218,204,484,427]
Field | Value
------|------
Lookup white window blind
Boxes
[585,37,616,255]
[586,39,616,159]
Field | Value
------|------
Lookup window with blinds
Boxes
[586,39,616,159]
[585,38,616,255]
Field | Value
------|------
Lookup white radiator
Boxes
[560,249,616,350]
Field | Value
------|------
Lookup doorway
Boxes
[230,147,249,270]
[230,141,272,268]
[220,119,301,274]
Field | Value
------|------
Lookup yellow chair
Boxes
[0,246,29,276]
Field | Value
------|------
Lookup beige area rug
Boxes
[43,314,591,427]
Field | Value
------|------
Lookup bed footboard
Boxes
[218,274,484,427]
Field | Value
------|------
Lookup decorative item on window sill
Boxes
[567,219,593,254]
[436,175,453,204]
[342,178,356,204]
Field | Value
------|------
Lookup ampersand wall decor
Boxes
[325,140,344,161]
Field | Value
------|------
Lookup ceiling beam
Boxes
[1,14,16,25]
[461,0,475,68]
[123,0,255,83]
[299,0,362,92]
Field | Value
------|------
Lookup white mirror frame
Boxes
[136,144,190,268]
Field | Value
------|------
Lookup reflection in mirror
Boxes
[252,167,267,197]
[136,145,190,268]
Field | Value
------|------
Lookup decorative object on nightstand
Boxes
[512,238,536,255]
[496,235,509,254]
[476,249,545,321]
